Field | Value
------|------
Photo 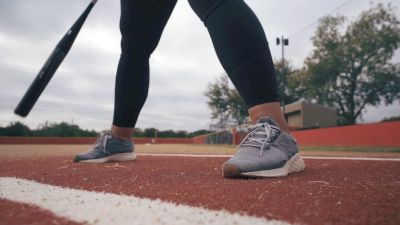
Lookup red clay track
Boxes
[1,156,399,225]
[0,198,79,225]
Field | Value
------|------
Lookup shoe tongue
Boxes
[256,116,281,142]
[256,116,279,127]
[242,117,281,148]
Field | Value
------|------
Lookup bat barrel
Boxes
[14,49,67,117]
[14,0,97,117]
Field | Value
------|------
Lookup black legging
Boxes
[113,0,279,127]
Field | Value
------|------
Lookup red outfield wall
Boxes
[192,121,400,147]
[291,121,400,147]
[1,121,399,147]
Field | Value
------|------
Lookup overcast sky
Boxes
[1,0,399,131]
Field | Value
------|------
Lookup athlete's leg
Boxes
[74,0,178,162]
[189,0,304,178]
[188,0,288,131]
[112,0,177,139]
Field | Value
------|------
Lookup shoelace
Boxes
[94,131,112,153]
[239,122,280,156]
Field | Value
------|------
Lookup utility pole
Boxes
[276,36,289,121]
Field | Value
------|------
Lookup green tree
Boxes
[187,129,211,138]
[144,128,158,138]
[33,121,97,137]
[132,128,145,137]
[274,59,301,104]
[175,130,188,138]
[158,129,176,138]
[205,75,231,128]
[287,68,309,103]
[228,88,248,125]
[381,115,400,122]
[0,122,32,136]
[298,4,400,124]
[205,75,248,127]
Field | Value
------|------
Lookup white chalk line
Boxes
[0,177,290,225]
[137,153,400,161]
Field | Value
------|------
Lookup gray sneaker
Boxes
[73,131,136,163]
[222,116,305,178]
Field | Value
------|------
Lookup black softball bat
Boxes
[14,0,98,117]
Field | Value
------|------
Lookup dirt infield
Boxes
[0,144,235,158]
[1,155,399,225]
[0,144,400,159]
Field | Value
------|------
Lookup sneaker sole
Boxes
[223,153,305,178]
[77,152,136,163]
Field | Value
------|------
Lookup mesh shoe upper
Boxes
[74,131,133,162]
[224,116,299,173]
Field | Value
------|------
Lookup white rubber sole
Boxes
[241,153,306,177]
[80,152,136,163]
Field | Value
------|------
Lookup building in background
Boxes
[284,100,337,129]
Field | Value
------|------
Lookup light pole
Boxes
[276,36,289,121]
